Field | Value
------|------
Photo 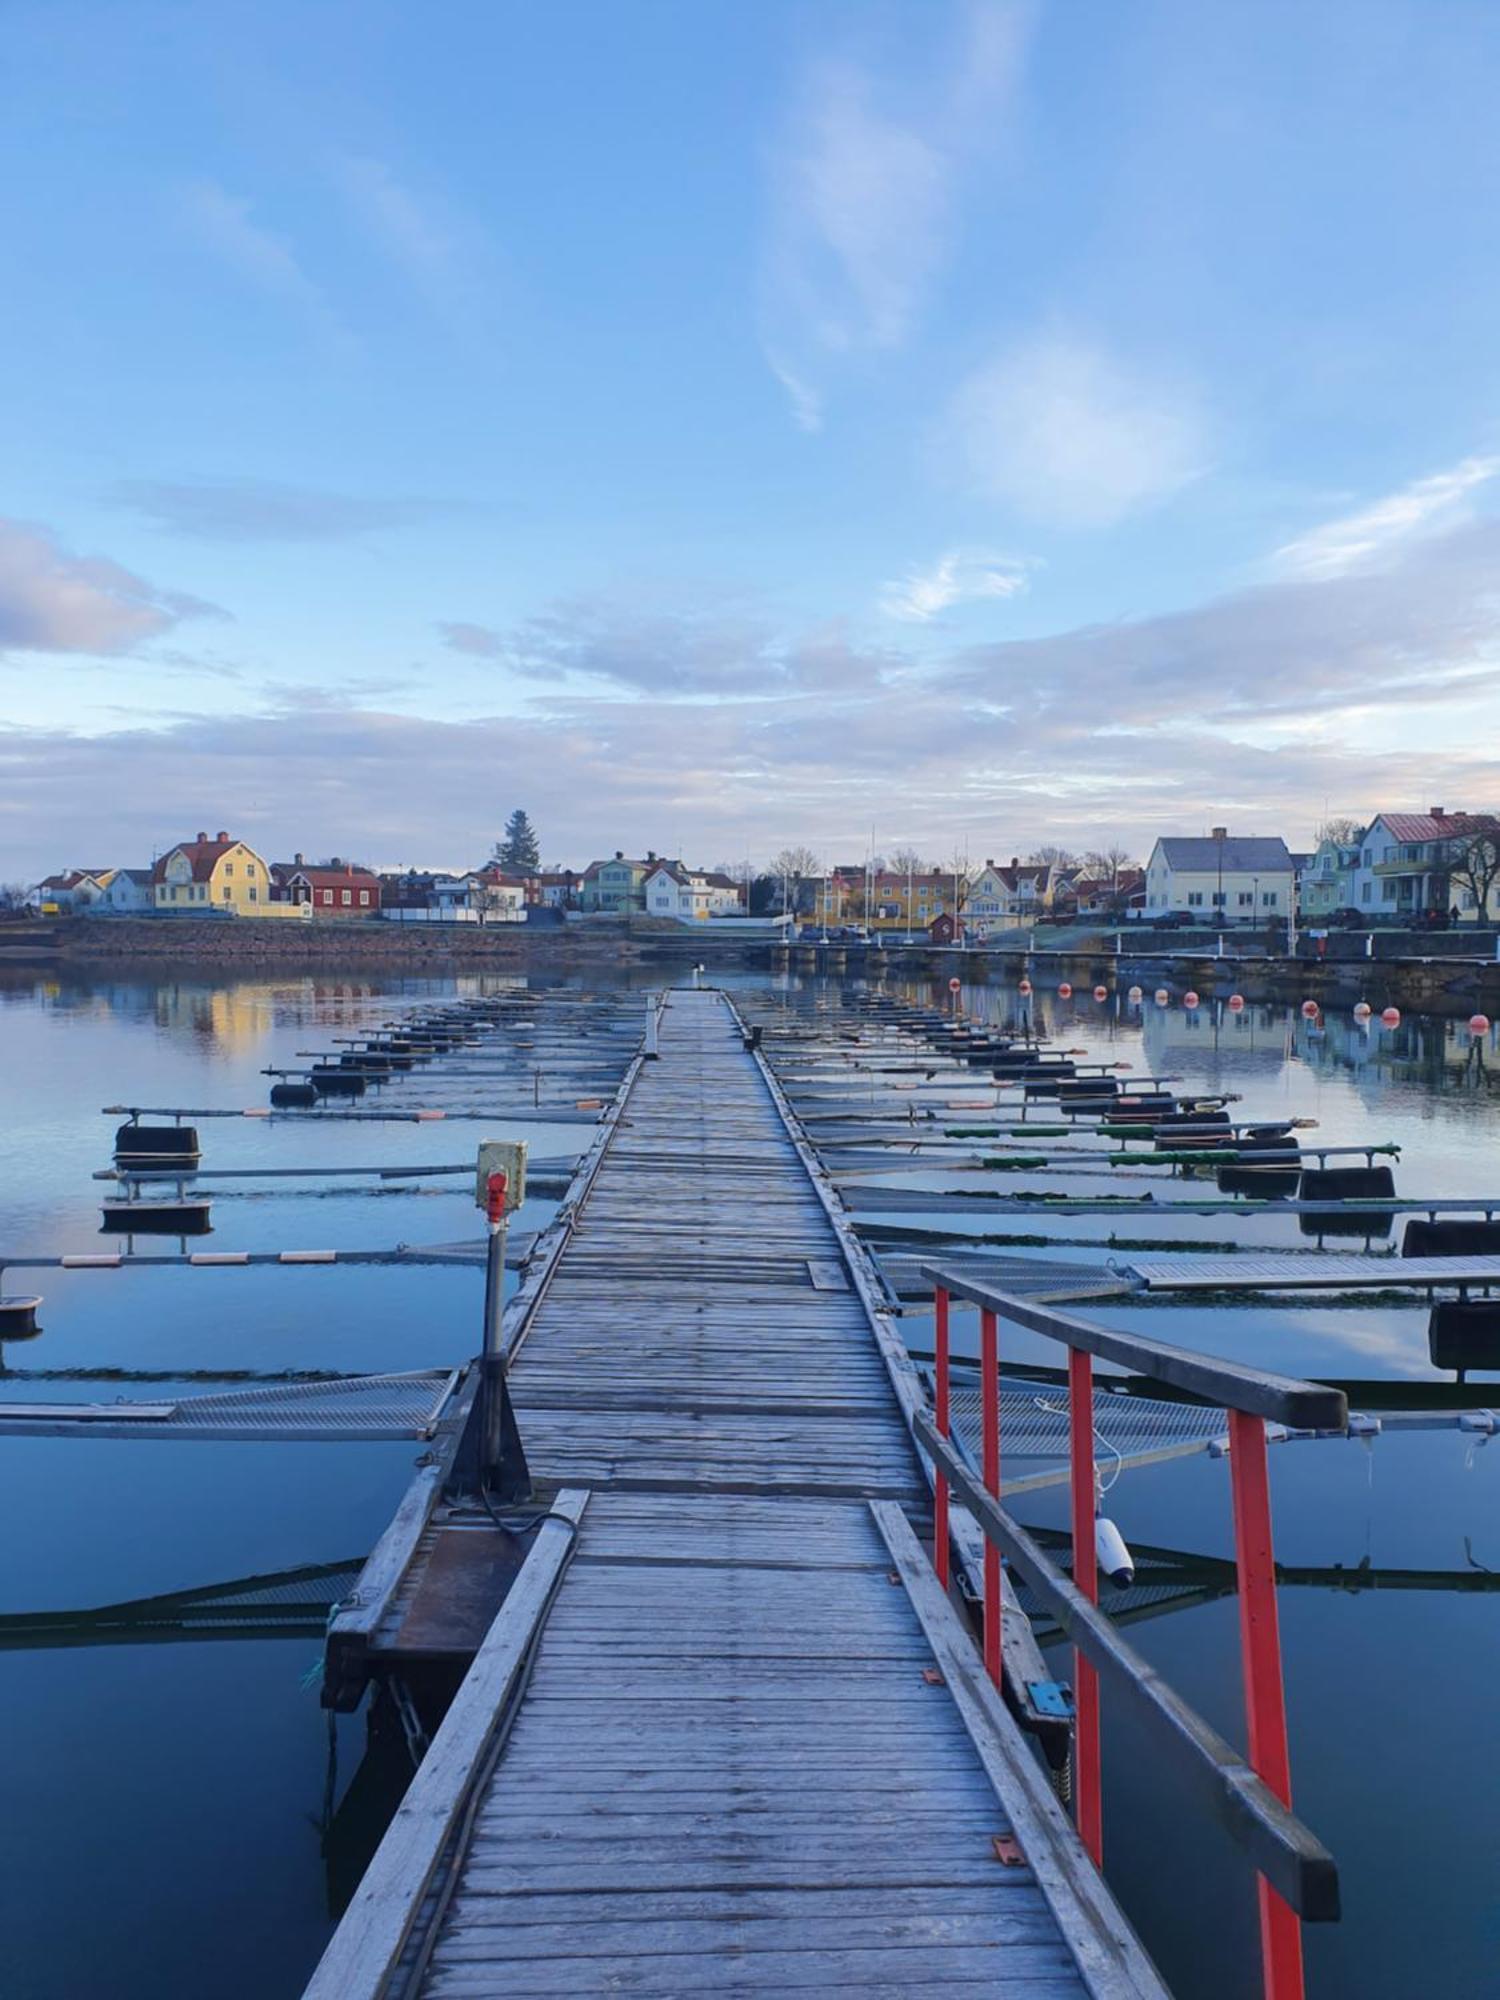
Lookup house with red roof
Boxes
[1349,809,1500,922]
[153,832,274,914]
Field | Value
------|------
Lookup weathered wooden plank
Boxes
[302,1492,590,2000]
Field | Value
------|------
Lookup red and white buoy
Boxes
[1018,978,1033,997]
[1228,993,1245,1010]
[1380,1006,1401,1028]
[1093,984,1109,1001]
[1058,981,1073,999]
[1183,990,1200,1009]
[1470,1014,1491,1035]
[1300,999,1320,1019]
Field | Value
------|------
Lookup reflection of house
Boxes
[271,856,381,916]
[644,865,745,920]
[32,869,115,911]
[1142,832,1293,922]
[153,834,277,914]
[101,868,155,913]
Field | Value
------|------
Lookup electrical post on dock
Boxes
[476,1140,530,1501]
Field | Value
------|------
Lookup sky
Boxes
[4,0,1500,880]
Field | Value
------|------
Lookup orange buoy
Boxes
[1380,1006,1401,1028]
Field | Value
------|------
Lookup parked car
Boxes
[1157,910,1198,929]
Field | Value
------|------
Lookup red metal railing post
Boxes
[980,1306,1001,1685]
[1228,1407,1304,2000]
[1068,1345,1102,1863]
[934,1286,951,1588]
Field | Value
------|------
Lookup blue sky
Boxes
[4,0,1500,877]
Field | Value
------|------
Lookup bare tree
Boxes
[1027,844,1078,867]
[1448,820,1500,922]
[1084,844,1135,891]
[769,846,821,886]
[887,846,926,875]
[768,846,822,917]
[1315,816,1363,847]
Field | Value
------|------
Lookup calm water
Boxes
[0,964,1496,1997]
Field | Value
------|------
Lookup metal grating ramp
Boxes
[0,1368,459,1441]
[937,1377,1229,1495]
[1126,1252,1500,1291]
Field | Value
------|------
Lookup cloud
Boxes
[0,519,218,657]
[458,597,903,696]
[1273,454,1500,580]
[8,513,1500,878]
[941,332,1207,528]
[759,2,1031,424]
[114,478,459,543]
[438,621,506,659]
[329,154,484,317]
[880,549,1034,622]
[178,181,341,340]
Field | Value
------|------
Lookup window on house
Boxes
[221,886,231,901]
[359,890,370,905]
[249,887,257,902]
[1186,891,1203,906]
[1263,892,1278,907]
[1211,891,1225,906]
[341,890,352,905]
[225,862,234,876]
[1237,891,1253,906]
[1383,883,1396,901]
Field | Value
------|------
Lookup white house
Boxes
[32,869,115,911]
[101,868,155,913]
[1142,832,1294,923]
[1346,809,1500,923]
[965,860,1048,932]
[645,865,744,921]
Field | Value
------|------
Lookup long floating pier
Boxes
[308,989,1165,1998]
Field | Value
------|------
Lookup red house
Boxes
[272,856,381,916]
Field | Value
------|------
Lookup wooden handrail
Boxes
[919,1265,1348,1428]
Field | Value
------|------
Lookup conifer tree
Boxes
[497,809,541,873]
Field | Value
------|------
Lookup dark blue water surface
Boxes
[0,965,1496,1998]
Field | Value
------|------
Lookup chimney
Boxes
[216,830,228,842]
[1210,826,1227,841]
[196,831,207,843]
[1430,805,1446,817]
[1010,855,1019,869]
[615,850,624,861]
[294,852,304,867]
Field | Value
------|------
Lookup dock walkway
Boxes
[309,990,1162,1999]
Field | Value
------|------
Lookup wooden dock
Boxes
[309,990,1164,1998]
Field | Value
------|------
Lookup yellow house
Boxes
[153,831,280,914]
